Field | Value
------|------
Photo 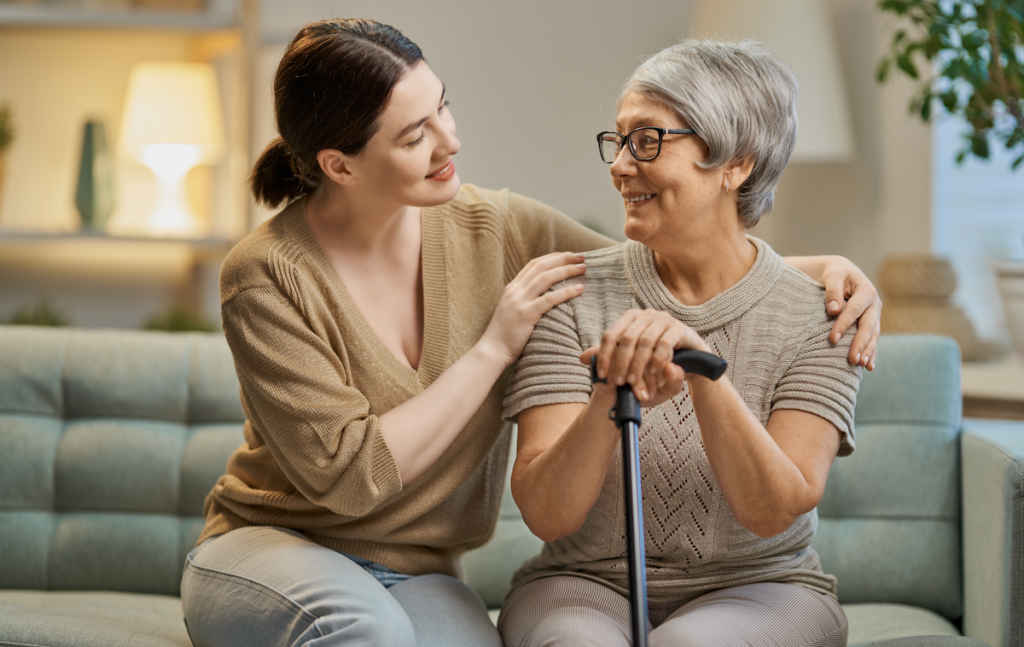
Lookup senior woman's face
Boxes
[610,92,722,245]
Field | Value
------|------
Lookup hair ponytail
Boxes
[250,138,314,209]
[250,19,424,210]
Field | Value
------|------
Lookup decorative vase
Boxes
[75,120,114,231]
[0,153,6,218]
[995,260,1024,358]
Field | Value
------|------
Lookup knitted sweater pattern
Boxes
[503,237,862,601]
[198,184,611,578]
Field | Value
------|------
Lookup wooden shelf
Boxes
[0,230,233,253]
[0,0,235,30]
[962,359,1024,421]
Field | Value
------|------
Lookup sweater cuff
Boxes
[771,399,857,457]
[371,430,404,499]
[503,388,592,423]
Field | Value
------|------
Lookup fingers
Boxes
[541,283,586,311]
[608,316,647,388]
[639,361,685,407]
[827,281,882,369]
[628,313,679,382]
[660,363,685,397]
[828,280,872,344]
[525,262,587,302]
[593,310,701,401]
[485,252,588,366]
[821,268,847,317]
[848,301,881,370]
[594,311,638,382]
[506,251,587,321]
[515,252,586,288]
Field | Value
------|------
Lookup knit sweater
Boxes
[199,184,612,578]
[502,237,862,601]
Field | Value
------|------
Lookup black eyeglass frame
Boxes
[596,127,698,163]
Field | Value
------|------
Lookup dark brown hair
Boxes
[250,19,424,208]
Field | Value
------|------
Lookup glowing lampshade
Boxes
[118,62,225,236]
[691,0,855,162]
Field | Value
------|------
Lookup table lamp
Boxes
[118,62,225,237]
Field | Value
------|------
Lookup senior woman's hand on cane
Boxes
[582,308,703,405]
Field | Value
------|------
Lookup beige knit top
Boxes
[503,237,862,600]
[199,184,611,578]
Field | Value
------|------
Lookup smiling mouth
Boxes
[426,162,452,179]
[625,193,656,203]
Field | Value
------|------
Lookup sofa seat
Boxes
[845,603,961,646]
[0,592,969,647]
[0,590,190,647]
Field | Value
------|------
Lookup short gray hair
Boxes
[622,39,798,228]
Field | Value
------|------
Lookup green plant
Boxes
[4,297,71,327]
[0,104,13,152]
[876,0,1024,169]
[144,303,219,333]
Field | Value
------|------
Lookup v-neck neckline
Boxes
[286,198,450,393]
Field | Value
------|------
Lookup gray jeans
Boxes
[181,526,501,647]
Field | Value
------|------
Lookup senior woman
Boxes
[499,39,861,647]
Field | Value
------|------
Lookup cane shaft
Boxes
[589,350,726,647]
[622,418,649,647]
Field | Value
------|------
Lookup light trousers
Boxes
[498,574,848,647]
[180,526,502,647]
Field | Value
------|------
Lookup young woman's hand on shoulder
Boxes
[479,252,588,367]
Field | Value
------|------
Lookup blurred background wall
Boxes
[0,0,1019,345]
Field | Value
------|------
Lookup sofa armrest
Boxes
[961,418,1024,647]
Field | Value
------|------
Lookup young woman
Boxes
[180,19,881,647]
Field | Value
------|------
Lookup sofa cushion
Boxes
[844,603,961,645]
[0,327,245,596]
[0,590,191,647]
[815,336,963,620]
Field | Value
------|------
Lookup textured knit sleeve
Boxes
[505,191,615,261]
[222,285,403,516]
[502,292,594,421]
[771,319,863,457]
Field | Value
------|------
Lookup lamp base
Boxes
[142,143,207,238]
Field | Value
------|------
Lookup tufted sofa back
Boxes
[0,327,964,621]
[0,326,245,596]
[814,335,963,620]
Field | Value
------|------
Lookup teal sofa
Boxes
[0,326,1019,647]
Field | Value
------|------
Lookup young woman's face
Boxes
[349,60,461,207]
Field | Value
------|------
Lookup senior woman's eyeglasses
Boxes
[597,127,698,164]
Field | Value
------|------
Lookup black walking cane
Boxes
[591,348,728,647]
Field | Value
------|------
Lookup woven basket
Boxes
[879,256,958,300]
[881,299,980,358]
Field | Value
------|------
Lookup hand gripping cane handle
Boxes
[590,348,727,388]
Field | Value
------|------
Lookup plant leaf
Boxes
[898,53,920,78]
[877,57,892,82]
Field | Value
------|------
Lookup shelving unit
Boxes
[0,0,257,328]
[962,359,1024,421]
[0,0,235,30]
[0,231,233,317]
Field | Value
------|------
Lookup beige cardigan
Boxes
[199,184,611,578]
